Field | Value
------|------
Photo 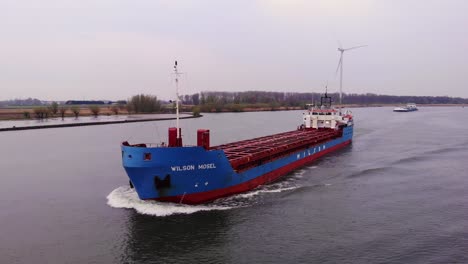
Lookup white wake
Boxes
[106,186,232,217]
[107,169,311,216]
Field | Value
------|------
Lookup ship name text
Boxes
[171,163,217,171]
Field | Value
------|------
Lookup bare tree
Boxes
[127,94,161,113]
[49,102,59,116]
[59,106,68,120]
[111,105,119,115]
[192,106,201,117]
[89,105,100,117]
[33,107,50,120]
[71,106,80,119]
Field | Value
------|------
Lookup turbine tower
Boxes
[336,43,367,106]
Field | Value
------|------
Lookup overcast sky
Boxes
[1,0,467,101]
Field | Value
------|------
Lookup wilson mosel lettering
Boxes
[171,163,216,172]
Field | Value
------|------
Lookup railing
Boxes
[127,143,197,148]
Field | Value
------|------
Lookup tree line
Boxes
[180,91,468,107]
[29,103,122,120]
[3,92,468,120]
[0,98,43,107]
[24,94,161,120]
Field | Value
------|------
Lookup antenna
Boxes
[325,82,328,96]
[336,43,367,106]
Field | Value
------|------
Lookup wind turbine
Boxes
[336,42,367,106]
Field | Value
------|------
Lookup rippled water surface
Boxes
[0,113,192,129]
[1,107,467,263]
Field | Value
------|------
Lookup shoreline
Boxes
[197,103,467,112]
[0,114,201,132]
[0,103,466,125]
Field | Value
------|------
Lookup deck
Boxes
[211,128,342,171]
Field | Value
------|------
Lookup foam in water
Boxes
[232,186,298,199]
[107,186,233,217]
[225,170,305,199]
[107,169,306,216]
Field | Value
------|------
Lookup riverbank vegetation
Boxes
[180,91,468,112]
[1,91,467,120]
[0,104,129,120]
[126,94,161,113]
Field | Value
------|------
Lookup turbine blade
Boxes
[335,56,342,76]
[344,45,368,51]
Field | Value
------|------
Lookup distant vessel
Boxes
[120,62,354,204]
[393,103,418,112]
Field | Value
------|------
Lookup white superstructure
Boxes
[393,103,418,112]
[302,93,353,130]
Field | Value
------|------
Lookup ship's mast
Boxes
[174,60,180,138]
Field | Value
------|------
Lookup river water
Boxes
[0,113,192,129]
[1,107,467,263]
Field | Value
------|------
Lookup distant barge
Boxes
[393,103,418,112]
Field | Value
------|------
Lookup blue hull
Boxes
[121,126,353,204]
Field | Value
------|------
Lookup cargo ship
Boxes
[120,62,354,204]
